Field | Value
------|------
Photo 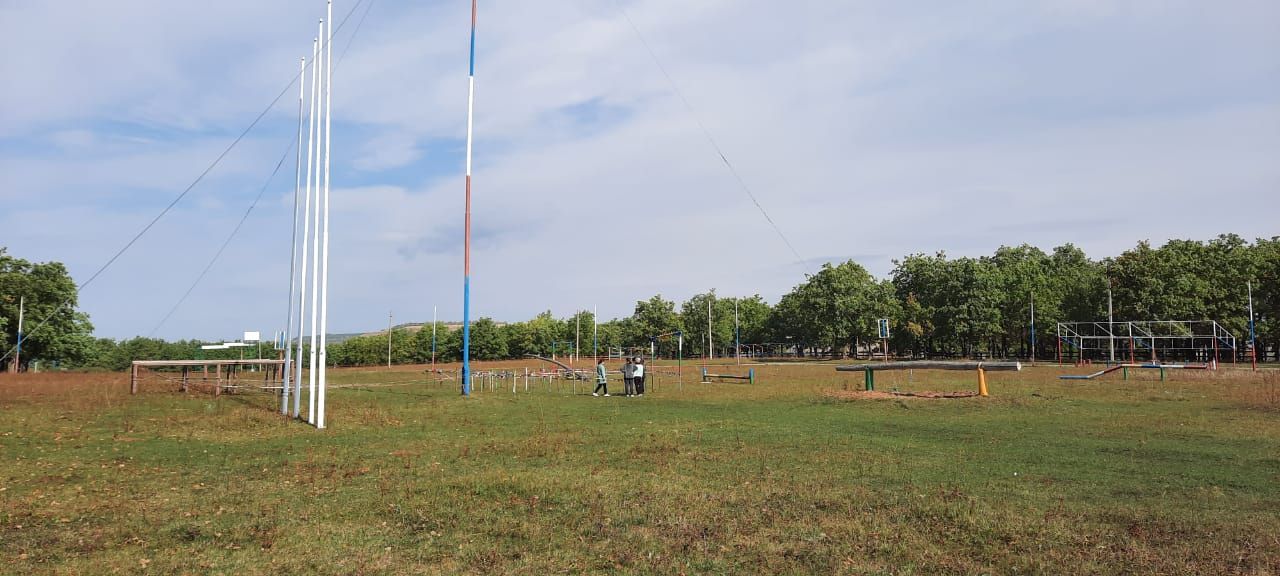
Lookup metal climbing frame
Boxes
[1055,320,1237,366]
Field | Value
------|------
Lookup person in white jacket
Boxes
[632,357,646,396]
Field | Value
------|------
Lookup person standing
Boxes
[633,357,646,396]
[593,358,610,397]
[622,357,635,397]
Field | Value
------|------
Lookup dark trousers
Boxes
[635,375,646,394]
[624,377,635,395]
[594,380,608,394]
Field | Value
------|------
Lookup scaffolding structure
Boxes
[1055,320,1237,366]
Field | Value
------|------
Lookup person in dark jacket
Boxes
[622,357,635,396]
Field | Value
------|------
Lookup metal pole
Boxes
[13,296,23,373]
[575,311,580,363]
[387,311,393,369]
[461,0,477,396]
[735,299,740,365]
[432,305,438,370]
[1107,287,1115,365]
[592,305,598,361]
[302,28,321,422]
[707,298,713,360]
[316,0,333,429]
[281,56,306,415]
[1249,281,1257,370]
[677,331,683,386]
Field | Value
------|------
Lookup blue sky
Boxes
[1,0,1278,341]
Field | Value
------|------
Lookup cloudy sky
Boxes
[2,0,1277,341]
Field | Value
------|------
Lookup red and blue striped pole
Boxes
[462,0,477,396]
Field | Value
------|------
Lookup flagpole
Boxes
[461,0,477,396]
[282,56,306,415]
[297,31,320,420]
[316,0,333,429]
[307,21,324,425]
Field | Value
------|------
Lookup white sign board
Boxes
[244,331,261,343]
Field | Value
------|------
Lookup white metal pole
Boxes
[13,296,23,373]
[294,36,320,419]
[575,311,580,363]
[1107,287,1115,364]
[431,305,438,369]
[735,299,740,365]
[387,311,393,369]
[707,298,713,359]
[282,56,307,415]
[317,0,333,430]
[307,23,323,425]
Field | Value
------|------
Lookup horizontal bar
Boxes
[836,361,1022,372]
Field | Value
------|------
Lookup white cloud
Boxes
[2,0,1277,339]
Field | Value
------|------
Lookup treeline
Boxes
[3,235,1277,371]
[326,234,1279,365]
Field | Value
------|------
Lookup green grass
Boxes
[2,363,1278,574]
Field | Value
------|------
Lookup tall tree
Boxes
[0,248,95,370]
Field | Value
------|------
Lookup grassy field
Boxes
[2,361,1279,575]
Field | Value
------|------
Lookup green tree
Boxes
[777,260,896,358]
[1,248,95,370]
[628,295,682,355]
[469,317,507,360]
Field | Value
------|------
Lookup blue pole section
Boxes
[462,278,471,395]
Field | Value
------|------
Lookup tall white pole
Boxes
[317,0,334,429]
[1107,287,1115,364]
[734,299,740,365]
[282,56,307,415]
[431,305,438,369]
[575,311,580,362]
[294,34,320,419]
[12,296,23,373]
[387,311,393,369]
[593,305,598,361]
[307,22,324,425]
[707,298,713,359]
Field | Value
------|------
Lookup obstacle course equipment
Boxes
[525,354,588,380]
[835,361,1022,397]
[1058,362,1210,381]
[701,367,755,384]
